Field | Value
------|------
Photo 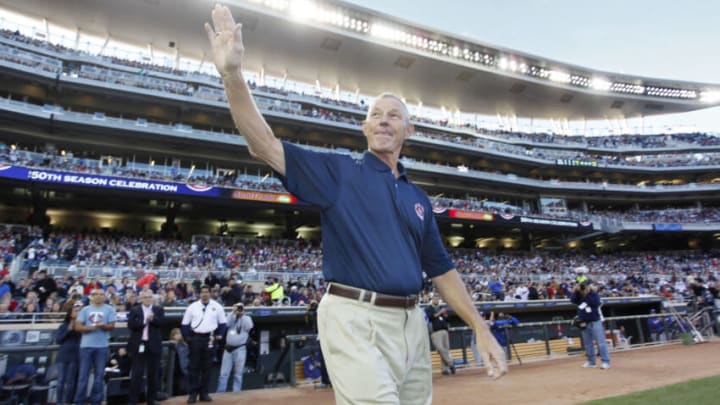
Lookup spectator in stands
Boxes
[73,288,117,405]
[124,289,139,308]
[55,302,82,405]
[67,277,85,297]
[127,290,165,405]
[0,276,11,301]
[489,277,505,301]
[120,277,134,294]
[175,278,188,299]
[204,271,221,289]
[204,6,507,405]
[13,278,29,300]
[217,303,253,393]
[163,289,179,306]
[264,276,284,305]
[571,280,610,370]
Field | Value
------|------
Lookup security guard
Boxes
[181,285,227,404]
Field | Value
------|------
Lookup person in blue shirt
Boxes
[73,288,116,405]
[571,282,610,370]
[490,312,520,348]
[647,309,666,343]
[204,6,507,404]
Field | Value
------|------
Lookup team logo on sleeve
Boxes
[414,203,425,221]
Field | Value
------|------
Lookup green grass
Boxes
[579,375,720,405]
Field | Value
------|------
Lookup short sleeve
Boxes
[107,306,117,323]
[181,307,192,326]
[280,141,342,209]
[421,217,454,277]
[419,196,454,278]
[217,304,228,324]
[77,308,88,324]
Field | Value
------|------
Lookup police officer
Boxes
[181,285,227,403]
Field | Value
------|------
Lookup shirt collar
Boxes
[362,151,407,180]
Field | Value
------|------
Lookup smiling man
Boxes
[205,5,507,404]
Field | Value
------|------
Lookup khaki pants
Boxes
[318,292,432,405]
[430,329,453,369]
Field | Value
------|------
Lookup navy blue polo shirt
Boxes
[280,141,454,296]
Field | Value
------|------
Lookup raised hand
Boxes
[205,4,245,75]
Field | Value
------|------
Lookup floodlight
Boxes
[700,91,720,103]
[289,0,315,22]
[548,70,571,83]
[498,57,508,70]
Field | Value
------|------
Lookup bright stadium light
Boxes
[289,0,315,22]
[370,23,403,41]
[263,0,289,11]
[701,90,720,103]
[548,70,571,83]
[498,57,509,70]
[590,78,612,91]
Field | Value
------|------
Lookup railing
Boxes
[284,311,717,385]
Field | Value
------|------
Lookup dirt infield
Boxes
[164,341,720,405]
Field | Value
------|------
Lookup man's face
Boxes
[91,289,105,305]
[200,288,210,302]
[362,96,413,156]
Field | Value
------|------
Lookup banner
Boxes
[0,165,223,197]
[232,190,299,204]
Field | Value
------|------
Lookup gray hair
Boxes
[367,92,411,125]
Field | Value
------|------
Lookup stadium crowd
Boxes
[0,227,716,323]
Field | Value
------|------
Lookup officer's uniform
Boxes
[180,299,227,402]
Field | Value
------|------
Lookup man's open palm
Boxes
[205,4,244,74]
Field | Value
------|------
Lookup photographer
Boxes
[217,303,253,393]
[570,271,611,370]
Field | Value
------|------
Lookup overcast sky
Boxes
[347,0,720,132]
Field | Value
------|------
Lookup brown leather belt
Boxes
[327,283,418,308]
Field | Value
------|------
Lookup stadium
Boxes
[0,0,717,404]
